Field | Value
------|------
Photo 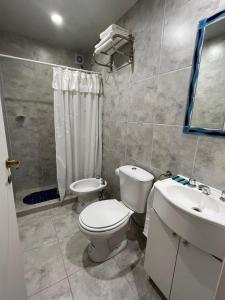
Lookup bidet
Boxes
[70,177,107,213]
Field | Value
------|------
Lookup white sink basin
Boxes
[167,185,223,224]
[153,178,225,259]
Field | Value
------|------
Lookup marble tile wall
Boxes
[89,0,225,197]
[0,31,75,195]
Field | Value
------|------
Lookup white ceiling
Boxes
[0,0,137,52]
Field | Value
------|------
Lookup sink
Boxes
[167,185,222,222]
[153,178,225,259]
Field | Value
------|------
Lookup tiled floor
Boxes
[18,202,164,300]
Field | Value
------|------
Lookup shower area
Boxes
[0,57,59,212]
[0,48,102,214]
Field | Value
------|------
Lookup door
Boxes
[144,208,180,299]
[170,240,222,300]
[0,90,26,299]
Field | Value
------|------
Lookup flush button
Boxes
[132,167,137,170]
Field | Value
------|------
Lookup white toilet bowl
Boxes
[79,199,133,262]
[78,165,154,262]
[70,178,107,213]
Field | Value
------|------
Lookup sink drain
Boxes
[192,207,202,213]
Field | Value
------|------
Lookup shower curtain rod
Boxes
[0,53,101,76]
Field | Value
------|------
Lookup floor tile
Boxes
[29,278,73,300]
[18,204,163,300]
[24,242,67,296]
[18,211,57,251]
[114,240,143,271]
[51,203,77,217]
[68,258,138,300]
[59,231,92,276]
[52,213,79,240]
[125,258,153,299]
[17,209,55,225]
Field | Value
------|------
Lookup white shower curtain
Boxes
[52,68,102,200]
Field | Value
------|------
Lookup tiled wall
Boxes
[90,0,225,198]
[0,31,75,196]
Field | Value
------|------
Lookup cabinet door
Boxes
[144,209,180,299]
[170,240,222,300]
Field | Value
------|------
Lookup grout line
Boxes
[126,121,184,127]
[157,0,166,75]
[27,277,69,298]
[149,123,155,170]
[191,136,199,177]
[158,64,192,76]
[127,64,192,87]
[22,238,58,253]
[67,277,75,300]
[124,121,128,163]
[51,210,76,300]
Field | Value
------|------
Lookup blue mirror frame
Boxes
[183,9,225,137]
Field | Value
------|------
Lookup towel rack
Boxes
[93,34,134,72]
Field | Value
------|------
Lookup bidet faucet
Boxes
[199,185,211,196]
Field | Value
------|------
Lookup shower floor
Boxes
[15,185,60,214]
[23,187,60,205]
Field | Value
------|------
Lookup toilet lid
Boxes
[79,199,131,230]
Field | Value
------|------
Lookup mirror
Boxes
[184,10,225,136]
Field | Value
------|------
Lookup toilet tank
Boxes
[117,165,154,213]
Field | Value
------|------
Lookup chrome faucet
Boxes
[199,184,211,196]
[188,178,197,187]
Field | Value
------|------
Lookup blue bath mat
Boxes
[23,188,60,205]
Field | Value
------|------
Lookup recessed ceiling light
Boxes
[51,13,63,26]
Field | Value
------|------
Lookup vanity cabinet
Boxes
[170,240,221,300]
[144,209,179,298]
[144,208,222,300]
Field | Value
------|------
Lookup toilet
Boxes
[79,165,154,262]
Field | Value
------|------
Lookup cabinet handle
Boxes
[183,240,189,247]
[172,232,177,237]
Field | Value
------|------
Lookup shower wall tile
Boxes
[151,125,197,177]
[103,86,129,123]
[153,67,191,125]
[0,31,75,66]
[128,77,157,123]
[193,136,225,190]
[130,0,164,81]
[91,0,225,193]
[219,0,225,9]
[119,0,163,34]
[102,146,126,199]
[0,32,75,196]
[160,0,220,74]
[126,122,153,168]
[2,0,221,204]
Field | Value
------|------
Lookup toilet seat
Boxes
[79,199,133,232]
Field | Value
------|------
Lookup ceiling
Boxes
[0,0,137,52]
